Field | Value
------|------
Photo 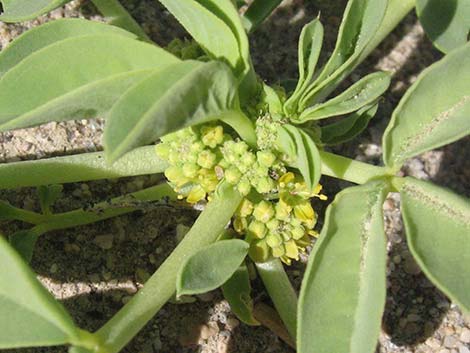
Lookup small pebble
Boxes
[197,292,214,302]
[461,328,470,343]
[49,263,59,274]
[459,346,470,353]
[444,336,458,348]
[94,234,114,250]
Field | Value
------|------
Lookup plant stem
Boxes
[95,183,242,353]
[256,259,298,340]
[221,110,258,148]
[319,151,389,185]
[359,0,416,64]
[242,0,283,33]
[0,201,45,224]
[36,183,176,231]
[0,146,167,190]
[91,0,151,40]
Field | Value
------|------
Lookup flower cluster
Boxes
[156,124,326,264]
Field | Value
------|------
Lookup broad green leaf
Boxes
[242,0,282,32]
[9,227,44,263]
[400,177,470,312]
[298,181,388,353]
[0,234,80,348]
[104,60,238,162]
[262,83,283,115]
[176,239,249,296]
[157,0,240,69]
[0,18,136,77]
[383,43,470,169]
[196,0,251,75]
[0,0,69,22]
[298,71,390,122]
[276,124,321,192]
[299,0,388,108]
[417,0,470,53]
[0,34,179,132]
[321,102,378,145]
[284,19,324,114]
[222,264,259,325]
[37,184,63,214]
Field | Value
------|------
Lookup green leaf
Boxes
[222,264,259,325]
[176,239,249,296]
[383,43,470,169]
[0,234,80,348]
[284,18,324,114]
[9,227,44,263]
[37,184,63,214]
[298,71,390,121]
[0,18,136,78]
[416,0,470,53]
[299,0,388,108]
[321,102,378,145]
[242,0,282,32]
[298,181,388,353]
[276,124,321,192]
[104,60,238,162]
[400,177,470,312]
[0,34,179,132]
[157,0,240,70]
[0,0,69,22]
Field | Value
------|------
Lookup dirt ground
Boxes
[1,0,469,353]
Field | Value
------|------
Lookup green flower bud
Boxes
[266,219,280,231]
[225,167,242,185]
[248,220,266,239]
[271,245,285,258]
[237,198,254,218]
[201,125,224,148]
[233,216,247,233]
[266,233,283,248]
[182,163,199,178]
[253,201,274,223]
[233,141,249,155]
[237,179,252,196]
[257,151,276,167]
[249,240,270,263]
[164,166,189,187]
[197,150,217,169]
[256,177,274,194]
[291,226,305,240]
[186,185,206,204]
[284,240,299,261]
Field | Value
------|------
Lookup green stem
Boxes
[256,259,298,340]
[359,0,416,64]
[320,151,389,185]
[221,110,258,148]
[95,183,242,353]
[91,0,151,40]
[0,146,167,190]
[36,183,176,232]
[0,201,45,224]
[242,0,283,33]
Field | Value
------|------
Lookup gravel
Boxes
[1,0,469,353]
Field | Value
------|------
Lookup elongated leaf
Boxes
[401,177,470,312]
[176,239,249,296]
[383,43,470,169]
[276,124,321,192]
[222,264,259,325]
[0,0,69,22]
[157,0,240,69]
[0,235,80,348]
[321,102,378,145]
[298,181,388,353]
[242,0,282,32]
[417,0,470,53]
[299,0,388,108]
[104,60,238,162]
[298,71,390,121]
[0,146,167,190]
[0,34,178,132]
[284,19,324,114]
[0,18,136,77]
